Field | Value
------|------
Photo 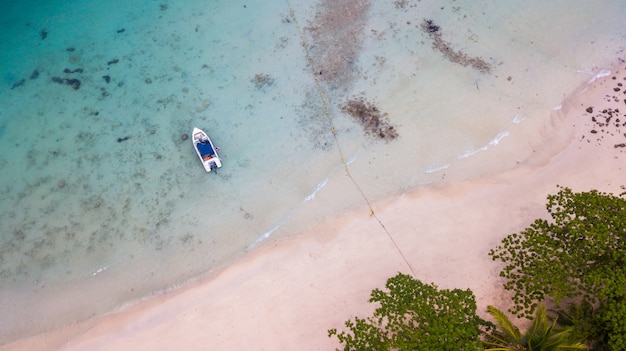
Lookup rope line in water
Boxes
[286,0,416,277]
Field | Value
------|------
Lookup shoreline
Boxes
[3,61,625,350]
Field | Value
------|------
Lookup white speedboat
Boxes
[192,127,222,172]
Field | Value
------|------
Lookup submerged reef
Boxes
[10,79,26,90]
[52,76,81,90]
[340,97,398,141]
[251,73,274,89]
[421,19,492,73]
[305,0,371,90]
[52,66,84,90]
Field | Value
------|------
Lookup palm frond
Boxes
[486,305,522,343]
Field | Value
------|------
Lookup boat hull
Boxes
[192,127,222,172]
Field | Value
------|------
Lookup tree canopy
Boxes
[489,186,626,350]
[328,272,492,351]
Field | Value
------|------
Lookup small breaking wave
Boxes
[586,69,611,84]
[424,163,450,174]
[458,130,510,159]
[304,177,329,202]
[247,154,357,249]
[512,114,526,124]
[91,266,108,277]
[247,177,331,249]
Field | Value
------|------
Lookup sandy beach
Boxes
[3,59,624,350]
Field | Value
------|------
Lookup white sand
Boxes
[3,59,625,350]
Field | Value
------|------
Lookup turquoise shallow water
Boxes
[0,0,624,343]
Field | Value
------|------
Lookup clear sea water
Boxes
[0,0,624,343]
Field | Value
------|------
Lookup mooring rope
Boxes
[286,0,416,277]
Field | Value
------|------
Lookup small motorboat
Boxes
[192,127,222,172]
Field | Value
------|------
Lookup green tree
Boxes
[328,272,492,351]
[489,187,626,350]
[553,301,614,351]
[483,304,586,350]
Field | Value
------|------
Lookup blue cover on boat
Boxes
[197,140,215,157]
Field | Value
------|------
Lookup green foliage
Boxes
[328,272,492,351]
[553,301,612,351]
[483,304,586,350]
[489,186,626,350]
